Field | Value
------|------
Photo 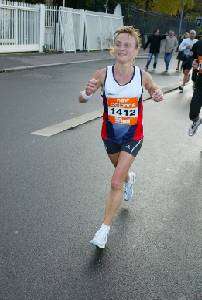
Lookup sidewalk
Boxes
[0,49,148,73]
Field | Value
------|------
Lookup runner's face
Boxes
[190,31,196,39]
[114,33,138,64]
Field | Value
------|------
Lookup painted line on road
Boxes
[31,110,103,137]
[31,85,180,137]
[31,86,181,137]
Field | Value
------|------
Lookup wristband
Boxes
[80,90,93,101]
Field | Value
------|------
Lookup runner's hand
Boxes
[152,89,163,102]
[86,78,98,96]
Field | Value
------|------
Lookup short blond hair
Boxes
[114,26,141,49]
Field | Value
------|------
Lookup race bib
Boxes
[198,56,202,73]
[107,97,138,125]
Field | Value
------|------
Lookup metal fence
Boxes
[122,4,196,44]
[0,0,42,52]
[0,1,123,53]
[85,10,123,51]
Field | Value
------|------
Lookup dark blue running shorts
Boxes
[103,139,143,157]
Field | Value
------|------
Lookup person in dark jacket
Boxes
[188,35,202,136]
[143,28,166,70]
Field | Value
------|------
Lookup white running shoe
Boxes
[188,118,201,136]
[124,171,136,201]
[90,225,110,249]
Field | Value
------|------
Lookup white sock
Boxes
[101,224,110,231]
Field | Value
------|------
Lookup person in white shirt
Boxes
[178,30,198,93]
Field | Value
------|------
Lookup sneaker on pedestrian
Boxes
[188,118,201,136]
[179,85,184,93]
[124,171,136,201]
[90,224,110,248]
[153,63,157,69]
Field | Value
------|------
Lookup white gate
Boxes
[0,0,44,53]
[85,11,123,51]
[71,8,85,51]
[0,2,123,53]
[44,6,63,51]
[58,7,76,52]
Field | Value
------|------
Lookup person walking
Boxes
[176,32,190,71]
[164,30,178,72]
[179,30,198,93]
[143,28,166,71]
[188,35,202,136]
[79,26,163,249]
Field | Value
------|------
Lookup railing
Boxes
[0,0,123,53]
[0,0,42,52]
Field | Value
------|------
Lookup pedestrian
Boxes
[188,34,202,136]
[179,30,198,93]
[143,28,166,71]
[79,26,163,249]
[163,30,178,72]
[176,32,190,71]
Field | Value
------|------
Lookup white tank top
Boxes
[104,65,143,98]
[101,65,143,143]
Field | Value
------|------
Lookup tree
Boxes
[151,0,195,16]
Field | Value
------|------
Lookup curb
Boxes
[0,55,148,74]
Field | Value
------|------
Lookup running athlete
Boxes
[79,26,163,249]
[188,36,202,136]
[179,30,198,93]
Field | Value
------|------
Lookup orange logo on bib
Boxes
[107,97,138,125]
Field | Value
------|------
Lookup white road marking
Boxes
[31,86,187,138]
[31,110,103,137]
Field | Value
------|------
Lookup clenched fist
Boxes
[152,89,163,102]
[86,78,98,96]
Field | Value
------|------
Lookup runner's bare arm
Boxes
[79,68,106,103]
[142,70,163,102]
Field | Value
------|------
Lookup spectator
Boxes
[164,30,178,72]
[144,28,166,71]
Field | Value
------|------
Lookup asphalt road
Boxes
[0,60,201,300]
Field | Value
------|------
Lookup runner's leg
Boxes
[165,53,172,71]
[145,53,153,69]
[153,53,158,69]
[108,153,129,181]
[189,86,202,121]
[183,69,190,85]
[103,151,135,225]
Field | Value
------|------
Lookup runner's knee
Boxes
[111,176,124,191]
